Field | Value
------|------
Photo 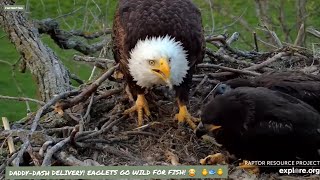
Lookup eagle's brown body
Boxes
[112,0,205,102]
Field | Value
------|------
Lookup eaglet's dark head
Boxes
[213,83,232,97]
[196,93,250,137]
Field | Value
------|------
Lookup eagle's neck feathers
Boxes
[128,35,189,88]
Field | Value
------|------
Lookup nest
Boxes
[1,34,320,180]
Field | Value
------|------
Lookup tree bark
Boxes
[296,0,307,47]
[254,0,274,47]
[0,0,72,102]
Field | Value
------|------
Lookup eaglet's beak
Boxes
[152,58,172,89]
[195,122,222,137]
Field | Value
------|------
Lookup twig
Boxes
[0,152,18,174]
[55,64,119,114]
[2,117,15,154]
[122,131,161,138]
[226,32,240,45]
[270,31,283,48]
[53,7,83,20]
[253,32,259,52]
[217,32,239,54]
[0,59,13,66]
[73,55,114,63]
[69,29,112,39]
[82,138,127,144]
[94,88,123,101]
[27,145,40,166]
[206,49,257,67]
[307,26,320,38]
[45,126,75,134]
[257,37,279,49]
[95,144,144,163]
[193,78,219,84]
[0,95,45,105]
[69,73,84,85]
[214,7,247,32]
[39,141,54,157]
[0,129,28,138]
[33,90,79,132]
[245,52,290,71]
[207,72,235,78]
[294,23,305,46]
[41,137,71,166]
[12,138,29,166]
[13,90,78,166]
[190,75,208,97]
[202,83,221,104]
[83,94,94,121]
[205,35,226,43]
[260,25,283,48]
[206,49,289,79]
[76,115,127,141]
[54,151,101,166]
[76,115,126,142]
[88,66,97,81]
[131,122,162,131]
[198,64,261,76]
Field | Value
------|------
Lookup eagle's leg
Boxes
[174,99,199,130]
[124,94,150,127]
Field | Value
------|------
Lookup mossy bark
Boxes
[0,0,72,102]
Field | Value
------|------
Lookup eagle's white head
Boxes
[128,35,189,89]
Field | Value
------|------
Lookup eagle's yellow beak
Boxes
[151,58,171,87]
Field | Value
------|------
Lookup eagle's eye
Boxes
[148,60,155,66]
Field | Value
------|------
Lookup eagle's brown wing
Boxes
[223,71,320,112]
[254,71,320,112]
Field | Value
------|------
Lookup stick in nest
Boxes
[54,64,119,115]
[12,90,78,166]
[198,63,261,76]
[41,137,71,166]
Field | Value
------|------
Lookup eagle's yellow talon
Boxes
[200,153,226,165]
[175,103,198,130]
[124,94,150,127]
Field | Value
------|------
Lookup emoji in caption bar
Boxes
[217,168,223,176]
[188,169,196,177]
[202,169,208,176]
[209,169,216,175]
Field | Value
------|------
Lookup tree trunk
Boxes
[296,0,307,47]
[0,0,72,102]
[254,0,274,47]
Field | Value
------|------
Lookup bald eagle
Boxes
[196,87,320,171]
[214,71,320,112]
[112,0,205,128]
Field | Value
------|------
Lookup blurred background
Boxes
[0,0,320,121]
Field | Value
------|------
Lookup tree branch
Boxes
[35,18,109,55]
[0,0,72,102]
[0,95,45,105]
